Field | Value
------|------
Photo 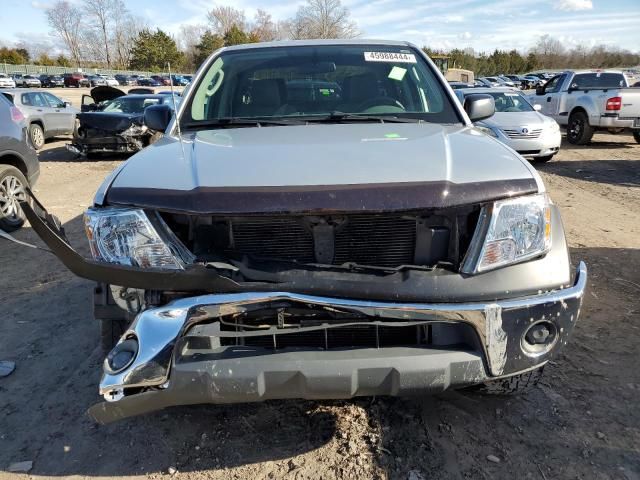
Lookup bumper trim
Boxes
[97,262,586,411]
[90,347,487,424]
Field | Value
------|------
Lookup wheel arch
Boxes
[0,152,29,178]
[569,106,589,121]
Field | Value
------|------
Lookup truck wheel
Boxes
[567,111,594,145]
[100,318,129,352]
[633,131,640,144]
[474,366,545,395]
[0,165,28,232]
[29,123,45,150]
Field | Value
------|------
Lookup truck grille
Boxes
[229,214,420,268]
[501,128,543,139]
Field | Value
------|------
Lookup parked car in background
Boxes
[21,75,41,88]
[171,75,190,86]
[70,86,177,156]
[114,74,136,86]
[9,74,25,87]
[482,76,515,88]
[22,40,586,423]
[88,75,108,87]
[456,87,561,162]
[503,75,534,89]
[63,73,90,88]
[100,75,120,87]
[523,75,545,88]
[478,77,501,87]
[0,74,16,88]
[448,81,476,89]
[137,77,162,87]
[0,93,39,231]
[39,75,64,88]
[150,75,171,86]
[1,89,78,150]
[531,69,640,144]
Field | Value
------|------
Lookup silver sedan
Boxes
[455,87,561,162]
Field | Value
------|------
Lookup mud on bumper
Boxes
[90,264,586,424]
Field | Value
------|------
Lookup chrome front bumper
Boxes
[90,262,587,423]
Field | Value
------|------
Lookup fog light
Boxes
[522,321,557,356]
[105,338,138,374]
[526,323,551,344]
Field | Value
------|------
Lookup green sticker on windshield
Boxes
[388,66,407,82]
[385,133,401,138]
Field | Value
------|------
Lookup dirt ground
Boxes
[0,117,639,479]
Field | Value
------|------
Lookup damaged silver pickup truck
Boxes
[20,40,587,423]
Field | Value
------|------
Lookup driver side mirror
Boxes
[535,85,545,95]
[464,94,495,122]
[144,104,173,132]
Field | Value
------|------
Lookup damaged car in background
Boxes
[68,86,180,157]
[16,40,586,423]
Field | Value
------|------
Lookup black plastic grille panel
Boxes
[229,214,418,267]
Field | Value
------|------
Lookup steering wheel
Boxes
[356,96,405,112]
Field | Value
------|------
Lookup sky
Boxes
[1,0,639,55]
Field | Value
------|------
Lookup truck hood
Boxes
[77,112,143,132]
[480,111,552,129]
[104,123,540,214]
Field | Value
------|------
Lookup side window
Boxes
[25,93,48,108]
[545,75,565,94]
[43,92,63,108]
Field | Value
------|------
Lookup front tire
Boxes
[29,123,45,150]
[0,165,28,232]
[633,131,640,144]
[567,111,594,145]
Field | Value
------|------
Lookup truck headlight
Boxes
[463,194,551,274]
[84,207,193,269]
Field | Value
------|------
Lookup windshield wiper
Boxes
[182,117,305,130]
[301,111,424,124]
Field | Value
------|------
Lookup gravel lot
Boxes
[0,89,639,479]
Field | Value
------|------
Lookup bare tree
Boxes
[207,5,246,35]
[45,0,83,67]
[84,0,123,68]
[113,12,145,69]
[251,9,282,42]
[288,0,358,39]
[179,23,209,71]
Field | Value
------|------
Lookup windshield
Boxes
[480,91,534,113]
[183,44,460,126]
[102,97,161,113]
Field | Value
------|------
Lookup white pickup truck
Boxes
[531,70,640,145]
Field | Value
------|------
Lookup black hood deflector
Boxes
[105,179,538,215]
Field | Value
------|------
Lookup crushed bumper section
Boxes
[89,263,586,424]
